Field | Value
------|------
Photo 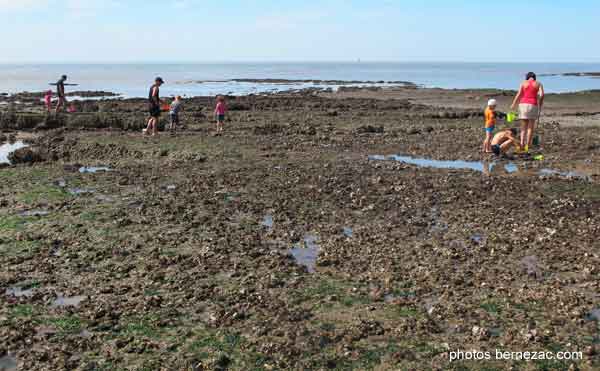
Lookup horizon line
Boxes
[1,60,600,65]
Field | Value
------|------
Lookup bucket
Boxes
[506,112,518,123]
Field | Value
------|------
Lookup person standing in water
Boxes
[145,77,164,136]
[511,72,544,153]
[54,75,68,114]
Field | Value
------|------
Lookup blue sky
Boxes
[2,0,599,63]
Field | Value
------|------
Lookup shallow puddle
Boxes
[520,255,543,279]
[0,141,27,164]
[95,194,116,203]
[585,308,600,322]
[261,214,274,229]
[489,327,503,338]
[5,285,35,298]
[0,354,17,371]
[471,234,487,245]
[369,155,517,173]
[18,210,50,217]
[383,294,397,303]
[79,166,112,174]
[343,227,353,238]
[539,168,591,181]
[384,291,417,303]
[79,329,93,339]
[289,234,319,273]
[422,296,440,315]
[52,295,86,308]
[369,154,591,180]
[68,188,95,195]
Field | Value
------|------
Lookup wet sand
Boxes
[1,86,599,370]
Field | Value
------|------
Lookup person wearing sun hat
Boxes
[482,98,498,153]
[144,77,164,136]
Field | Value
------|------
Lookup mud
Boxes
[1,86,599,370]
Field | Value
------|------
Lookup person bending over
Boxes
[491,128,520,157]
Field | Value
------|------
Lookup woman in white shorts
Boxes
[511,72,544,153]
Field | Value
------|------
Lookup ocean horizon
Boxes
[1,62,599,98]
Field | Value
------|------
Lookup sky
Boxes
[1,0,599,63]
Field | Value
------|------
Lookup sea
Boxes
[0,62,598,98]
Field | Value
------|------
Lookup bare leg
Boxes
[144,117,153,134]
[499,141,514,155]
[527,120,536,147]
[152,118,158,136]
[54,97,64,114]
[520,120,528,149]
[484,132,493,153]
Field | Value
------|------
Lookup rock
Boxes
[472,326,489,340]
[8,147,44,164]
[228,102,250,111]
[356,125,384,134]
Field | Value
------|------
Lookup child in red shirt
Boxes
[214,96,227,134]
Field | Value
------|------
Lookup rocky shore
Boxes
[1,86,599,370]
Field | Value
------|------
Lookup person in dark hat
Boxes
[54,75,68,114]
[144,77,164,136]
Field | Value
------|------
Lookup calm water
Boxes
[0,62,598,97]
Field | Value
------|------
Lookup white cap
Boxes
[488,99,497,107]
